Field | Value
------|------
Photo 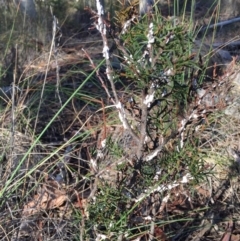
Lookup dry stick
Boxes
[200,16,240,33]
[82,48,139,142]
[136,21,155,160]
[100,98,107,145]
[149,215,156,240]
[52,13,62,107]
[9,44,17,178]
[143,132,176,162]
[136,99,148,160]
[63,100,87,134]
[82,48,113,103]
[94,1,139,143]
[213,38,240,49]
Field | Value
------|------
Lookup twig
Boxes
[51,8,62,107]
[200,17,240,33]
[82,48,113,102]
[142,133,169,162]
[9,44,17,177]
[136,21,155,160]
[83,6,139,142]
[136,94,148,160]
[94,3,137,138]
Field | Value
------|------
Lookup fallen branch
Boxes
[200,17,240,33]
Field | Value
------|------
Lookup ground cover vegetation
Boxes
[0,0,240,240]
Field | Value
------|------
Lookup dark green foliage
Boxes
[118,13,200,138]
